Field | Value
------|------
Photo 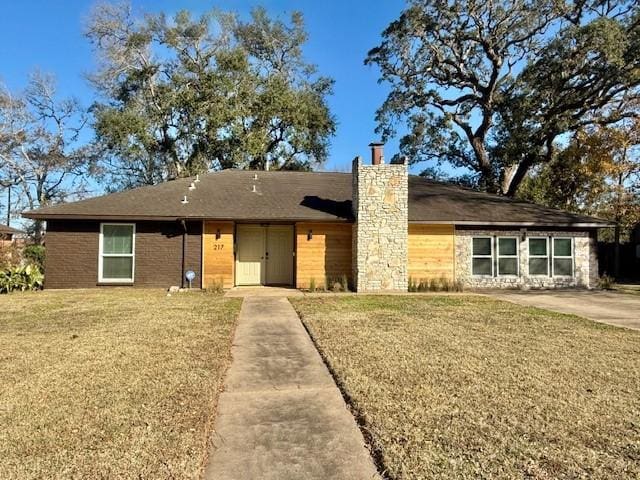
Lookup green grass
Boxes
[0,289,241,480]
[291,295,640,480]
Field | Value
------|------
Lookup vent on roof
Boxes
[253,173,258,180]
[188,182,196,190]
[194,174,200,183]
[252,184,257,193]
[181,196,189,204]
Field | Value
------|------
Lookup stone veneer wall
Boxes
[352,156,408,291]
[455,228,599,289]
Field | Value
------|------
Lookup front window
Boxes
[472,237,493,276]
[497,237,519,276]
[99,223,135,283]
[528,238,549,276]
[552,238,573,276]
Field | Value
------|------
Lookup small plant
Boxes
[326,276,336,291]
[453,280,464,292]
[341,273,350,292]
[205,277,225,294]
[309,277,316,292]
[331,281,342,293]
[428,278,439,291]
[439,276,452,292]
[408,276,416,292]
[0,264,44,294]
[597,274,615,290]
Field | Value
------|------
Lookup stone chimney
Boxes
[352,143,408,292]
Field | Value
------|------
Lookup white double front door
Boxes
[235,225,294,286]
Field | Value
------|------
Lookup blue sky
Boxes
[0,0,408,175]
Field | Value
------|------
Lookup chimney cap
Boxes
[368,141,384,147]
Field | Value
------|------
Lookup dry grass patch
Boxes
[291,295,640,480]
[0,289,241,480]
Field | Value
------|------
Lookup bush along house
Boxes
[23,143,611,291]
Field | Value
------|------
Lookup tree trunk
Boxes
[470,138,498,193]
[33,219,44,245]
[613,223,621,279]
[504,154,536,197]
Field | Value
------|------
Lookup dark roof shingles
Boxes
[0,224,23,235]
[23,170,610,226]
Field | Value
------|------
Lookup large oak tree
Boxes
[86,3,335,190]
[367,0,640,195]
[519,121,640,275]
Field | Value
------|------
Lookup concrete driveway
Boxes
[488,290,640,331]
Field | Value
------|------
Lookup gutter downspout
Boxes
[180,219,187,288]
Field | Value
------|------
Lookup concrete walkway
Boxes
[488,290,640,331]
[204,297,379,480]
[224,286,303,298]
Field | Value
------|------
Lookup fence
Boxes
[598,242,640,281]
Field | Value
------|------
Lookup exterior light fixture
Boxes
[216,229,221,240]
[307,230,313,241]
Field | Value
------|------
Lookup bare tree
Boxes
[0,72,90,242]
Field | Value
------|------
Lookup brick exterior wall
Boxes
[352,156,408,291]
[44,220,202,289]
[455,227,598,289]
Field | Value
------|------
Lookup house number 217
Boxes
[212,244,224,250]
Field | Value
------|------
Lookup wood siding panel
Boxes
[296,222,352,289]
[203,221,234,288]
[408,224,455,281]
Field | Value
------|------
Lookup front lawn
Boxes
[0,289,241,480]
[291,295,640,479]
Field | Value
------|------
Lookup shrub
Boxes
[325,276,340,292]
[341,273,350,292]
[23,244,45,271]
[309,277,316,292]
[597,274,615,290]
[0,264,44,294]
[204,277,225,294]
[410,277,462,292]
[439,276,452,292]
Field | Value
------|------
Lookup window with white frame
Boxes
[99,223,135,282]
[528,237,549,276]
[472,237,493,276]
[497,237,519,276]
[552,237,573,276]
